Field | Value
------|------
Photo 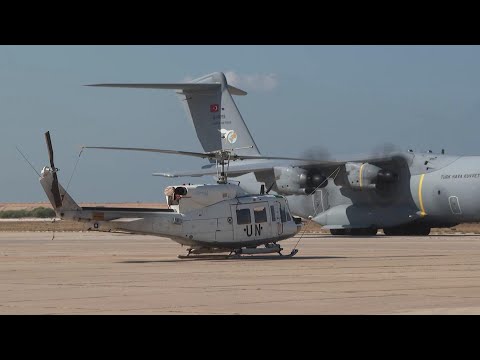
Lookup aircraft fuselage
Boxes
[237,151,480,229]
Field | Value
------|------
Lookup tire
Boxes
[330,229,347,235]
[416,227,431,236]
[350,228,378,236]
[383,226,430,236]
[364,227,378,236]
[383,227,398,236]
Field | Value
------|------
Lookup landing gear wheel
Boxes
[416,227,431,236]
[330,229,346,235]
[364,227,378,236]
[350,228,378,236]
[383,226,431,236]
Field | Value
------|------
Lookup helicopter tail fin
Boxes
[40,167,81,213]
[40,131,81,214]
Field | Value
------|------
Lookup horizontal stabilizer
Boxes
[85,83,247,95]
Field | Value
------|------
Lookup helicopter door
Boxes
[271,202,282,236]
[252,203,272,241]
[231,205,253,242]
[231,203,272,242]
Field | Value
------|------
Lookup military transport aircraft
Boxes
[86,72,480,236]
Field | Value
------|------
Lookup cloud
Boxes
[224,71,278,92]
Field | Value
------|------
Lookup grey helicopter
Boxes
[87,72,480,236]
[39,132,303,258]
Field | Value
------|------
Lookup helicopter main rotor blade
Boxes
[44,131,63,208]
[82,146,215,160]
[82,146,339,164]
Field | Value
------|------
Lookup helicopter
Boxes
[39,132,303,258]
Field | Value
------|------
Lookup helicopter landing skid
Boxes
[228,248,298,259]
[178,244,298,259]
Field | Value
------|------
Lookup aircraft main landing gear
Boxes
[383,225,431,236]
[330,228,378,236]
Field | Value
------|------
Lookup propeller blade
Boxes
[44,131,63,208]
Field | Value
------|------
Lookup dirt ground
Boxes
[2,231,480,314]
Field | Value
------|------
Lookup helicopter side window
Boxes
[236,209,251,225]
[270,205,276,221]
[254,206,267,223]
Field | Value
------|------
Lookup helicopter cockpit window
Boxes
[280,204,287,223]
[285,205,292,222]
[254,206,267,223]
[236,209,251,225]
[270,205,276,221]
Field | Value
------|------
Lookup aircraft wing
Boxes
[153,154,397,178]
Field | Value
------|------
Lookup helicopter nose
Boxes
[292,216,303,232]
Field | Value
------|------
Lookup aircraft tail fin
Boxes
[87,72,260,157]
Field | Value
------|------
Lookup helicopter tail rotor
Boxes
[44,131,63,209]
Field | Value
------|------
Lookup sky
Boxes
[2,45,480,203]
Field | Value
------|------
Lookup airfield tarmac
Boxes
[1,231,480,314]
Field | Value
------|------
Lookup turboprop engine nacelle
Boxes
[345,162,397,190]
[273,166,327,195]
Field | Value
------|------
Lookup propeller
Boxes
[44,131,63,208]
